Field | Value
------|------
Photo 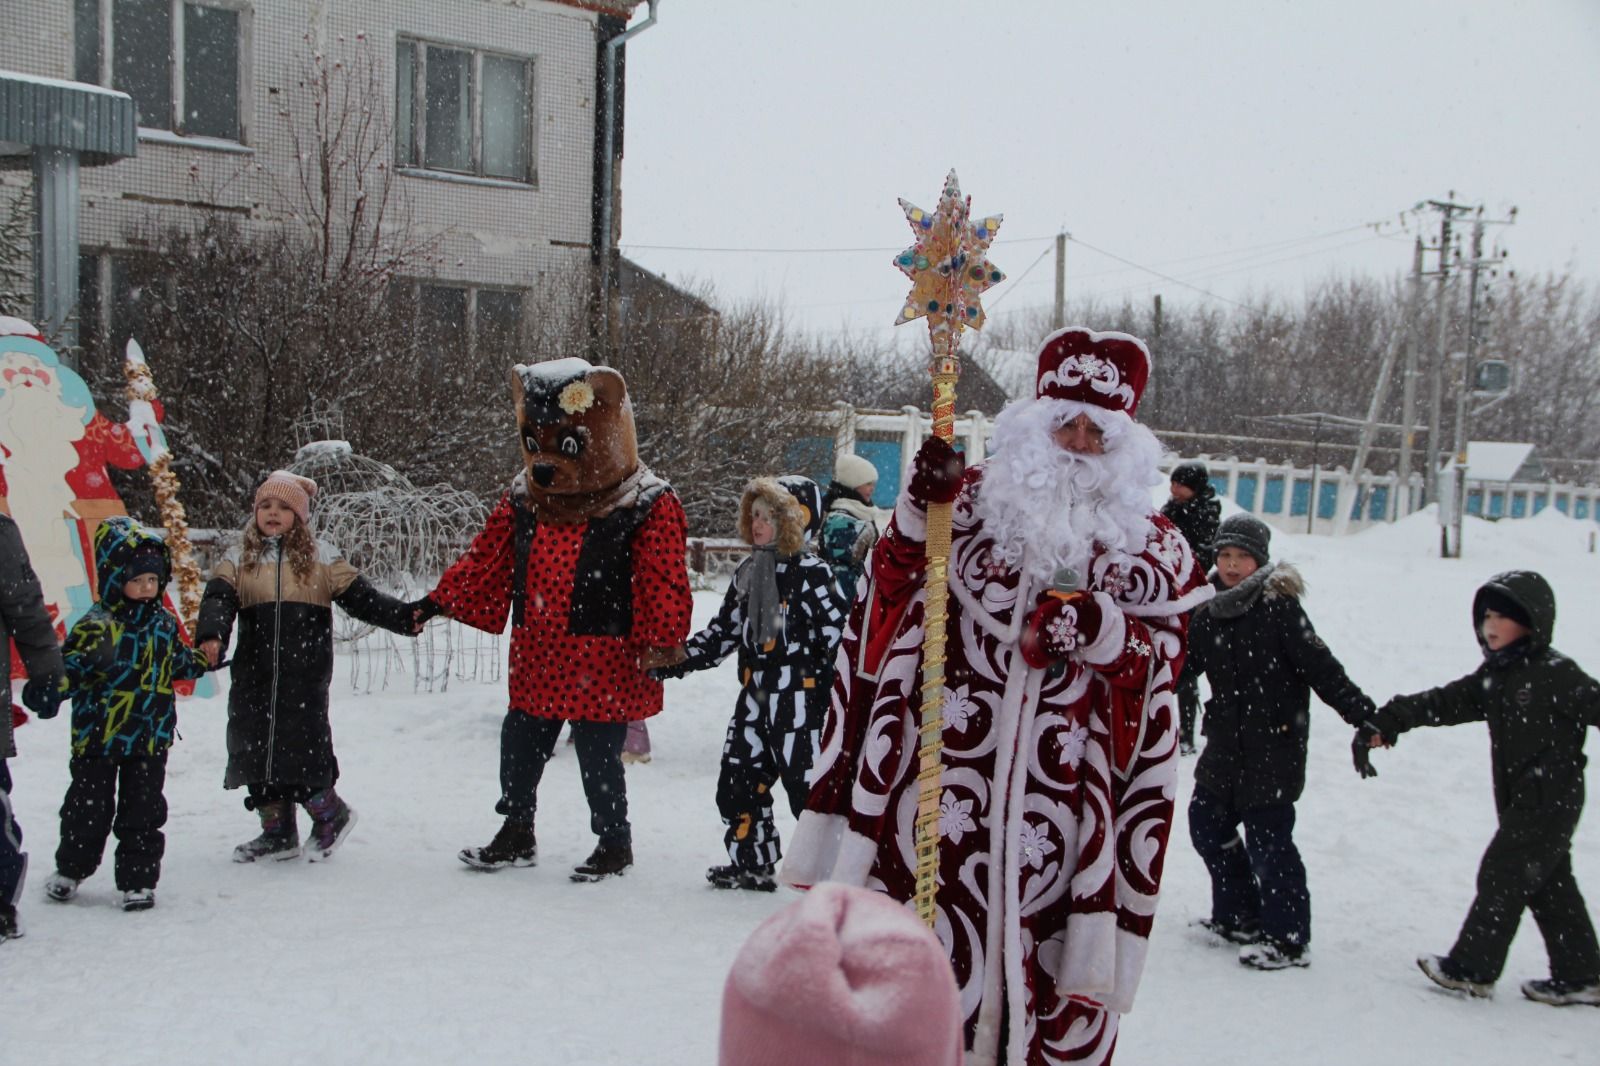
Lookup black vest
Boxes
[510,484,672,637]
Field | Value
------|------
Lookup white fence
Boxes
[826,403,1600,536]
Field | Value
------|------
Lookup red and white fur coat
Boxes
[783,399,1210,1066]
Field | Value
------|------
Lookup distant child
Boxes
[39,518,210,912]
[1364,570,1600,1006]
[818,452,879,607]
[652,477,845,891]
[3,513,68,939]
[196,471,415,863]
[1162,461,1220,754]
[1181,513,1376,970]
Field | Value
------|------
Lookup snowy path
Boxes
[7,508,1598,1065]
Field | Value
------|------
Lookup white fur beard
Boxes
[973,398,1164,585]
[0,392,84,499]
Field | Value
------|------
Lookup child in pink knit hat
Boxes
[197,469,418,864]
[719,883,963,1066]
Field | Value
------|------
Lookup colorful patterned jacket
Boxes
[64,518,209,758]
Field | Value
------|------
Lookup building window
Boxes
[403,281,526,360]
[395,40,535,183]
[74,0,244,141]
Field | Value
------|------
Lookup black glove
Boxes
[1352,721,1384,779]
[906,436,964,507]
[22,673,68,719]
[408,596,443,633]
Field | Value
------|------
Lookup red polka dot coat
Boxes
[431,491,692,721]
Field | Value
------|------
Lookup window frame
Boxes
[75,0,252,145]
[395,36,538,186]
[403,279,529,359]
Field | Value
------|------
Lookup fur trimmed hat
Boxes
[1034,327,1152,417]
[1212,512,1271,566]
[254,470,318,526]
[739,477,807,557]
[718,883,963,1066]
[833,452,879,492]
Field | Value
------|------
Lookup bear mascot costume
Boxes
[417,358,691,881]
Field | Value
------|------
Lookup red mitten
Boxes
[11,703,27,730]
[1019,591,1107,669]
[906,436,964,506]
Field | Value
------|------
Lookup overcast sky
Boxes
[621,1,1600,349]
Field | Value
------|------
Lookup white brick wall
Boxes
[1,0,599,293]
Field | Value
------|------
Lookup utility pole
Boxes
[1396,237,1424,518]
[1052,231,1067,331]
[1421,196,1474,518]
[1445,206,1515,558]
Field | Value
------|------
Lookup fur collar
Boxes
[512,464,666,526]
[1206,561,1304,619]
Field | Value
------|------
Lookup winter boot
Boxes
[120,888,155,912]
[0,901,21,942]
[1239,939,1309,970]
[459,818,538,871]
[570,840,633,882]
[43,872,80,902]
[1193,916,1262,945]
[303,789,358,862]
[233,800,303,863]
[1417,954,1494,998]
[1520,977,1600,1007]
[706,863,777,892]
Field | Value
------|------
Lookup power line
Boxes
[618,234,1058,254]
[1065,235,1254,311]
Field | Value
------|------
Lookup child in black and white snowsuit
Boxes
[652,477,845,892]
[42,518,211,912]
[1162,462,1220,755]
[1181,513,1377,970]
[1364,570,1600,1006]
[197,471,416,864]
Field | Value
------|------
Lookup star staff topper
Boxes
[893,170,1005,342]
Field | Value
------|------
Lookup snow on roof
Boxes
[1462,441,1538,482]
[0,70,133,100]
[0,316,41,338]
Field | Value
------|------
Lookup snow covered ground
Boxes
[7,506,1598,1065]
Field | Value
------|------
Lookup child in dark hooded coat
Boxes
[1162,461,1220,754]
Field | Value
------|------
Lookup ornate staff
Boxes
[124,338,204,634]
[892,170,1004,925]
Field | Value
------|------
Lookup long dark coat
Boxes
[197,537,411,790]
[1183,562,1375,809]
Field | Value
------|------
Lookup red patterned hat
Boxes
[1034,327,1152,417]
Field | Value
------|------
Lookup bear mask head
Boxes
[510,359,639,509]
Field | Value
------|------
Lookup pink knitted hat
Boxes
[719,884,964,1066]
[254,470,317,525]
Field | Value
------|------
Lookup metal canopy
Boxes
[0,71,136,168]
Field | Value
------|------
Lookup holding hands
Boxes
[21,672,68,719]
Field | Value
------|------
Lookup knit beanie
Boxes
[126,543,168,582]
[834,453,879,492]
[1169,461,1210,494]
[719,884,963,1066]
[1211,513,1271,566]
[254,470,318,525]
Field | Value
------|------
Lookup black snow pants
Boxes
[1450,806,1600,983]
[496,711,630,847]
[55,752,169,891]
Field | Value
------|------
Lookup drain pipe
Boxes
[596,0,659,355]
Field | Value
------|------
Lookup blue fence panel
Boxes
[1511,493,1528,518]
[855,440,904,508]
[1367,485,1389,519]
[1208,476,1229,498]
[1555,494,1570,515]
[1263,476,1286,515]
[1317,480,1340,519]
[1576,498,1591,520]
[1233,474,1257,511]
[784,437,836,492]
[1532,494,1547,514]
[1488,492,1505,517]
[1466,490,1483,516]
[1289,478,1310,517]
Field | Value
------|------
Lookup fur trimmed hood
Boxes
[739,477,807,556]
[1206,560,1304,619]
